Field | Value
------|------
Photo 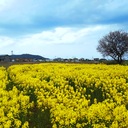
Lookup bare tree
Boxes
[97,30,128,64]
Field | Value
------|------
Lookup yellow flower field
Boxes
[0,63,128,127]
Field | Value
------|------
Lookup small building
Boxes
[100,58,107,61]
[0,55,11,62]
[94,58,99,61]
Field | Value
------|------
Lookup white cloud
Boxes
[19,27,78,45]
[0,24,121,58]
[0,0,15,12]
[0,0,128,37]
[0,36,15,47]
[19,25,111,46]
[0,0,128,59]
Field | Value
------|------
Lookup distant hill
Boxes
[11,54,47,60]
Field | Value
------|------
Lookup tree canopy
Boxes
[97,30,128,64]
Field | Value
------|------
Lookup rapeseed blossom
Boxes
[0,64,128,127]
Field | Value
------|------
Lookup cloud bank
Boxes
[0,0,128,58]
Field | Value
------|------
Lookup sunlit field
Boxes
[0,63,128,128]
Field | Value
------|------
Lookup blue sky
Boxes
[0,0,128,59]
